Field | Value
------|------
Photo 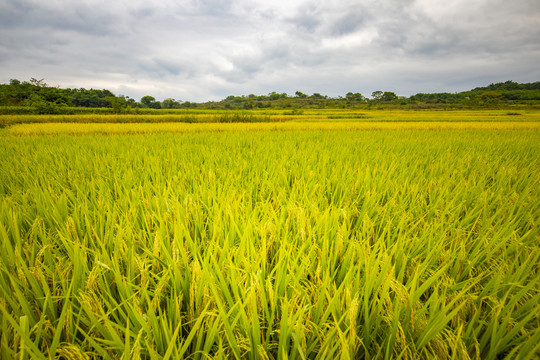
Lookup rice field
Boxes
[6,121,540,136]
[0,115,539,359]
[1,108,540,128]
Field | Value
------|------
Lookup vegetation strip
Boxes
[1,79,540,113]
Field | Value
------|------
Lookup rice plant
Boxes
[0,128,539,359]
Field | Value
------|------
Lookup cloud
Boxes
[1,0,539,101]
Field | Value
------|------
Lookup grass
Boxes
[0,117,539,358]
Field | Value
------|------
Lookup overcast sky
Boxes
[1,0,539,101]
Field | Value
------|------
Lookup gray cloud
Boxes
[0,0,539,101]
[331,11,369,37]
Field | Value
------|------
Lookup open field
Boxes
[5,121,540,136]
[0,113,539,358]
[1,108,540,128]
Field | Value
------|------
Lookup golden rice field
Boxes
[0,111,539,359]
[1,108,540,128]
[3,121,540,136]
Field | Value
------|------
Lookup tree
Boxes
[25,93,65,114]
[162,98,182,109]
[244,98,256,109]
[68,88,119,107]
[141,95,161,109]
[295,91,307,98]
[371,91,398,102]
[310,93,326,99]
[29,78,47,87]
[125,97,138,107]
[371,91,383,101]
[268,92,281,101]
[381,91,398,102]
[2,79,35,105]
[476,91,503,106]
[346,92,365,103]
[109,96,127,113]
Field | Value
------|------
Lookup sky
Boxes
[1,0,539,102]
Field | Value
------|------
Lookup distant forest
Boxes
[1,78,539,114]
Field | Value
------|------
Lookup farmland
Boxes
[0,110,539,359]
[2,109,540,128]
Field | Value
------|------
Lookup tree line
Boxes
[1,78,539,114]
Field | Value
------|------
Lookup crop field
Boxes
[0,113,539,359]
[1,108,540,128]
